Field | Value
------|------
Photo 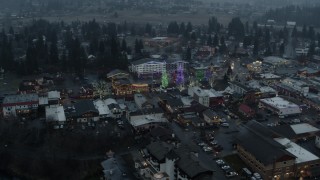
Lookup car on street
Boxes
[221,165,231,170]
[221,123,230,127]
[225,171,238,178]
[215,159,225,166]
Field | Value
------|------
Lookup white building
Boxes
[129,58,166,76]
[188,86,224,107]
[2,93,39,117]
[39,90,61,106]
[128,108,167,131]
[295,48,309,56]
[93,98,123,119]
[45,105,66,124]
[259,97,301,117]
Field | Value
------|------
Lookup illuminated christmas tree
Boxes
[205,69,212,81]
[161,70,169,89]
[176,64,184,86]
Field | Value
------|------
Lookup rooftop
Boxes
[290,123,319,135]
[45,105,66,122]
[274,137,319,164]
[260,97,300,109]
[3,93,39,105]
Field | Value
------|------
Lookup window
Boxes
[283,161,286,164]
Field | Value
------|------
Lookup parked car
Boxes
[221,123,230,127]
[226,171,238,178]
[216,159,225,166]
[221,165,231,170]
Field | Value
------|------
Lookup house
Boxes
[188,87,224,107]
[238,104,255,118]
[228,82,252,96]
[2,93,39,117]
[112,78,149,97]
[93,98,123,119]
[158,94,184,114]
[177,112,205,127]
[134,93,155,109]
[66,100,99,123]
[101,157,128,180]
[45,105,66,125]
[202,109,220,125]
[39,90,61,106]
[128,108,167,132]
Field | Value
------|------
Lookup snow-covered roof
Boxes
[260,97,300,110]
[274,137,319,164]
[45,105,66,122]
[93,99,111,116]
[290,123,319,135]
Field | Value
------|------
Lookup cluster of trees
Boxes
[167,21,193,37]
[263,5,320,27]
[0,30,14,71]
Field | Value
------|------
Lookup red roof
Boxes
[239,104,254,114]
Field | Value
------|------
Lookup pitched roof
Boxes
[236,121,295,165]
[203,109,217,118]
[72,100,98,117]
[239,104,254,114]
[146,141,174,161]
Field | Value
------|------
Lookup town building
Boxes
[128,108,167,132]
[202,109,220,125]
[238,103,255,118]
[129,58,166,77]
[45,105,66,125]
[93,98,123,119]
[2,93,39,117]
[136,141,213,180]
[188,86,224,107]
[259,97,301,117]
[236,121,320,180]
[66,100,99,123]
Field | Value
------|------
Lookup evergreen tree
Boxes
[279,43,285,55]
[253,38,259,56]
[145,23,152,35]
[207,35,212,46]
[308,41,315,57]
[121,39,127,52]
[213,34,219,47]
[186,46,191,61]
[291,26,297,38]
[161,71,169,89]
[186,22,193,33]
[49,42,59,65]
[228,17,245,40]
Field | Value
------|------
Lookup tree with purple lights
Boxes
[176,64,184,86]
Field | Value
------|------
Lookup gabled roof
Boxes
[239,104,254,114]
[203,109,217,118]
[146,141,174,161]
[71,100,99,117]
[236,121,295,165]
